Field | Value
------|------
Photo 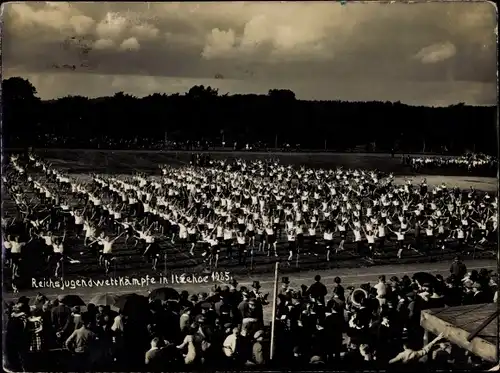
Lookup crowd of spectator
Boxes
[402,153,497,174]
[4,259,498,372]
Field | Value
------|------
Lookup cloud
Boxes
[200,7,336,62]
[414,42,457,64]
[6,2,96,37]
[131,24,160,40]
[1,2,496,105]
[120,37,140,51]
[93,39,115,50]
[70,15,96,35]
[96,12,128,40]
[201,28,237,60]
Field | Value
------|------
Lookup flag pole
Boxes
[270,261,279,361]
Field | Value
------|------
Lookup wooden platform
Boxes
[421,303,498,363]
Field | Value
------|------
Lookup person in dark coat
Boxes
[333,277,345,301]
[308,275,328,305]
[179,290,192,310]
[214,295,233,326]
[444,278,463,306]
[450,257,467,281]
[324,302,344,362]
[472,283,491,304]
[237,292,250,322]
[5,304,29,372]
[51,296,71,337]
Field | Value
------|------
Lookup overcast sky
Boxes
[2,1,497,106]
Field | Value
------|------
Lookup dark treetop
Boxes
[2,77,497,155]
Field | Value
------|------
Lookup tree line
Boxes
[2,77,497,154]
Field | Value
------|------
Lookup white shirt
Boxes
[102,240,113,253]
[10,241,25,253]
[52,243,64,253]
[223,334,239,357]
[223,230,233,240]
[42,235,53,246]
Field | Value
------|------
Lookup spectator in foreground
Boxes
[389,332,445,365]
[65,314,98,372]
[145,337,167,371]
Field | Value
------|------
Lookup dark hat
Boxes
[282,277,290,284]
[252,280,261,289]
[360,283,371,291]
[230,278,238,286]
[17,296,30,305]
[479,268,490,276]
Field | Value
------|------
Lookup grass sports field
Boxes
[3,149,497,309]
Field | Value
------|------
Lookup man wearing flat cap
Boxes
[251,330,266,365]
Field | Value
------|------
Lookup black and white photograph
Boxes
[1,1,498,372]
